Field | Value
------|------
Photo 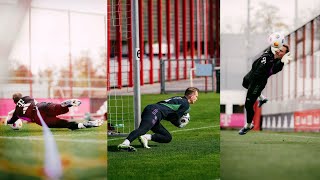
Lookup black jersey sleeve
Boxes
[170,118,182,127]
[7,96,35,124]
[7,112,19,124]
[272,60,284,74]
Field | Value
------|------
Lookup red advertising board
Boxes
[294,109,320,131]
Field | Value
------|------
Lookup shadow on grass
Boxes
[107,144,158,152]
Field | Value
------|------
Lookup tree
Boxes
[53,50,107,98]
[249,2,289,34]
[8,60,33,84]
[38,67,54,97]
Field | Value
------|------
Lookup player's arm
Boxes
[170,111,190,128]
[176,104,190,119]
[168,103,190,127]
[6,110,19,125]
[170,100,190,120]
[272,60,284,74]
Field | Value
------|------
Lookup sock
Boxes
[78,123,85,129]
[245,123,252,128]
[258,94,266,101]
[144,134,152,140]
[122,139,130,146]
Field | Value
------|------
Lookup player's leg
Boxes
[35,115,85,130]
[37,102,69,117]
[138,122,172,149]
[118,124,152,151]
[32,111,78,129]
[45,117,80,129]
[149,123,172,143]
[118,118,154,151]
[45,116,103,129]
[239,83,263,135]
[118,106,158,151]
[258,93,268,107]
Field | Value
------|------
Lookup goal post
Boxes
[106,0,140,136]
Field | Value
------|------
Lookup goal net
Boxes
[107,0,135,136]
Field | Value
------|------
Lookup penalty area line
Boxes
[107,125,219,142]
[0,136,106,144]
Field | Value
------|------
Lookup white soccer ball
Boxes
[179,113,190,128]
[268,32,285,48]
[10,119,23,130]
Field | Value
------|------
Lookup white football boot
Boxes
[78,123,86,129]
[139,135,151,149]
[117,143,137,152]
[61,99,81,107]
[83,119,104,128]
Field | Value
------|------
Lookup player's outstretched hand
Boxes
[4,110,15,126]
[281,52,292,64]
[179,113,190,128]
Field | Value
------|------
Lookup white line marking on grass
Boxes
[54,138,106,143]
[171,125,219,133]
[0,136,106,144]
[51,132,106,137]
[108,137,126,141]
[107,125,219,141]
[261,132,320,140]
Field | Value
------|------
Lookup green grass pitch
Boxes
[0,122,107,179]
[107,92,220,179]
[221,130,320,180]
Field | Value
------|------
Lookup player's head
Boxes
[275,44,289,59]
[12,93,22,104]
[185,87,199,104]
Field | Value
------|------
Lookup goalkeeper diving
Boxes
[118,87,199,152]
[239,32,292,135]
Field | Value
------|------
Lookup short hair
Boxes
[184,87,199,97]
[283,44,289,53]
[12,93,23,104]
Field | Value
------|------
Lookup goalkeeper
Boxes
[118,87,199,152]
[239,43,292,135]
[6,93,103,130]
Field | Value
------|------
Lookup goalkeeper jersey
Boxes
[244,47,284,84]
[156,96,190,122]
[8,96,37,124]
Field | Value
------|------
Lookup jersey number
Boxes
[17,99,31,114]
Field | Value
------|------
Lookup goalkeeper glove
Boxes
[178,113,190,128]
[4,110,15,126]
[281,52,292,64]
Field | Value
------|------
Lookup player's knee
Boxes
[163,134,172,143]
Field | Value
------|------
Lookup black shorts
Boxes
[246,81,267,103]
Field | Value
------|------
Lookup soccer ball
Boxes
[179,113,190,128]
[268,32,285,48]
[10,119,23,130]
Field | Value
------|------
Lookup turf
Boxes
[107,92,220,179]
[221,130,320,180]
[0,122,107,179]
